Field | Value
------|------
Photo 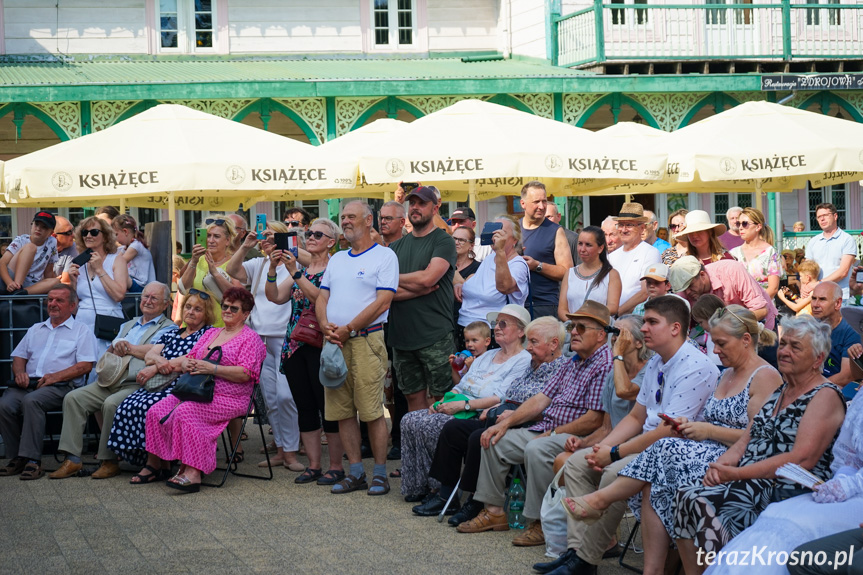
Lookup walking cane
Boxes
[437,478,461,523]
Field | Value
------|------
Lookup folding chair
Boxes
[203,380,273,488]
[619,516,643,574]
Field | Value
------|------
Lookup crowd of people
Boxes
[0,187,862,575]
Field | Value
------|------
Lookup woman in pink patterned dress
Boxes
[145,287,267,493]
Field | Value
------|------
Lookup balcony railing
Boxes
[555,1,863,67]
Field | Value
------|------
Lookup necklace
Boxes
[574,265,600,280]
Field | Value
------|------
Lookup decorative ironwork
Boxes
[401,95,488,117]
[273,98,327,144]
[335,97,386,136]
[163,99,254,119]
[629,93,708,131]
[31,102,81,138]
[511,93,555,119]
[562,93,604,126]
[91,101,139,132]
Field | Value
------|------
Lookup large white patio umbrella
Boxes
[359,99,669,209]
[3,104,355,211]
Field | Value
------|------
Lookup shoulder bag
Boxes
[85,264,126,341]
[171,346,222,403]
[289,270,324,348]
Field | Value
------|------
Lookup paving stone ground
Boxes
[0,428,643,575]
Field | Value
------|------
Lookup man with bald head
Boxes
[52,216,78,284]
[601,217,620,254]
[810,281,861,389]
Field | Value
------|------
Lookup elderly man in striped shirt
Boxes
[456,301,613,548]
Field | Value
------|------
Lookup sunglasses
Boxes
[205,218,226,226]
[285,221,303,228]
[655,371,665,403]
[82,229,102,237]
[670,223,685,231]
[566,321,605,335]
[715,306,745,324]
[305,230,332,240]
[492,319,520,330]
[737,221,757,229]
[54,230,74,236]
[221,303,242,314]
[188,288,211,300]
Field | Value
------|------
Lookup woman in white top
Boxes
[456,216,530,328]
[400,304,532,499]
[68,216,129,359]
[559,225,621,320]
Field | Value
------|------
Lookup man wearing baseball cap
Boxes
[668,255,777,330]
[388,186,458,413]
[0,211,59,296]
[450,206,491,262]
[633,262,671,316]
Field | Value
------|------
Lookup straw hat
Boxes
[674,210,726,239]
[95,352,132,388]
[612,202,648,223]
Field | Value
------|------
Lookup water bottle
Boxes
[452,350,472,370]
[507,478,526,529]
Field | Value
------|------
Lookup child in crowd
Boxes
[632,262,670,316]
[450,321,492,384]
[0,211,59,295]
[113,214,156,292]
[777,259,820,316]
[690,293,725,365]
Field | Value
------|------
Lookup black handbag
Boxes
[171,347,222,403]
[84,265,127,340]
[485,401,520,427]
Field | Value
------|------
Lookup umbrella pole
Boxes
[773,190,783,252]
[469,180,477,214]
[169,193,178,257]
[119,198,126,214]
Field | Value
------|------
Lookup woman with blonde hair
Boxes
[676,210,733,265]
[180,217,238,327]
[730,207,781,298]
[661,208,689,266]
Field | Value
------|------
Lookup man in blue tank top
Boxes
[519,181,574,319]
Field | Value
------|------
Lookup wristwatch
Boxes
[292,270,303,280]
[349,327,358,337]
[464,400,472,412]
[614,355,625,362]
[610,445,622,462]
[536,261,544,273]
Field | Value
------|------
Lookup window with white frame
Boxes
[610,0,649,25]
[158,0,215,52]
[806,0,841,26]
[714,193,752,226]
[372,0,416,48]
[809,184,847,229]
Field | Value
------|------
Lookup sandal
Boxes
[295,467,323,484]
[316,469,345,486]
[130,464,162,485]
[389,468,402,478]
[367,474,390,496]
[330,473,368,494]
[166,474,200,494]
[226,450,245,465]
[19,461,44,481]
[561,496,606,524]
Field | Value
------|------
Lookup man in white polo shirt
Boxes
[317,200,399,496]
[608,203,661,315]
[806,202,857,300]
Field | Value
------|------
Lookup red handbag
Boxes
[290,305,324,348]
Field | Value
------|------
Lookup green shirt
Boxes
[388,228,456,350]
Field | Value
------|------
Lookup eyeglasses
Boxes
[285,221,302,228]
[738,221,754,229]
[380,216,398,223]
[221,303,242,314]
[82,229,102,237]
[492,319,522,330]
[188,288,211,300]
[54,230,74,236]
[305,230,333,240]
[453,237,470,244]
[655,371,665,403]
[565,321,605,335]
[205,218,226,226]
[670,223,685,231]
[617,222,642,229]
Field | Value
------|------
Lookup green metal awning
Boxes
[0,56,764,102]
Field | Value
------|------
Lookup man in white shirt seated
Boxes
[0,284,98,480]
